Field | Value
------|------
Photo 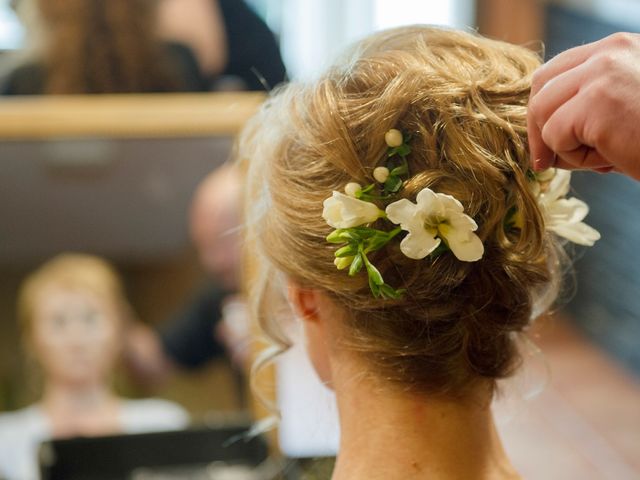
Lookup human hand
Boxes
[122,321,175,387]
[216,295,252,370]
[528,32,640,180]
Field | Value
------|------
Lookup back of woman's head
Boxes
[241,26,563,397]
[33,0,185,93]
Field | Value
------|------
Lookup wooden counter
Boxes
[0,92,265,140]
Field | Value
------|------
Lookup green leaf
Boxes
[396,144,411,157]
[360,183,376,194]
[366,235,390,252]
[344,230,362,242]
[384,175,403,194]
[326,229,354,243]
[362,255,384,286]
[355,183,376,199]
[368,266,384,286]
[379,284,405,300]
[335,244,358,257]
[348,253,364,276]
[386,143,412,158]
[369,278,381,298]
[390,165,407,177]
[351,227,378,239]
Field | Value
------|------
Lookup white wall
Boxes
[0,0,24,50]
[273,0,476,80]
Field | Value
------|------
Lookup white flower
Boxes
[538,170,601,246]
[385,187,484,261]
[323,191,383,229]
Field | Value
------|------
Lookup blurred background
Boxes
[0,0,639,479]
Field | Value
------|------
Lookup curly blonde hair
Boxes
[240,26,562,397]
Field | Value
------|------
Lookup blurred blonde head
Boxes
[240,26,562,397]
[18,253,134,385]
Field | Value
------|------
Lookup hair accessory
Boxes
[323,130,602,299]
[322,129,483,299]
[507,168,600,246]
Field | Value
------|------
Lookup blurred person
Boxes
[0,254,188,480]
[528,32,640,181]
[157,0,287,91]
[1,0,206,95]
[125,164,251,389]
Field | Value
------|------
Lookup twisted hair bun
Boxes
[241,26,563,396]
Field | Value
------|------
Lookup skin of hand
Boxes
[528,32,640,180]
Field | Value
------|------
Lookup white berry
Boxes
[344,182,362,197]
[385,129,403,148]
[373,166,390,183]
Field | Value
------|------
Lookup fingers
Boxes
[530,34,615,98]
[552,148,611,171]
[528,34,636,173]
[541,94,612,171]
[538,89,614,171]
[528,62,591,170]
[528,121,555,171]
[540,94,586,154]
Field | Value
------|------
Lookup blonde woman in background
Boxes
[239,26,599,479]
[0,254,188,480]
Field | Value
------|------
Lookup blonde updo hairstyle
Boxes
[241,26,562,398]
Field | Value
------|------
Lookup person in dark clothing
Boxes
[217,0,287,90]
[158,0,287,92]
[159,286,230,370]
[1,0,207,95]
[125,165,250,391]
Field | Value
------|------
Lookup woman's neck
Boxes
[40,379,121,438]
[331,360,520,480]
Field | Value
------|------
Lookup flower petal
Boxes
[389,187,484,261]
[447,210,479,232]
[545,197,589,225]
[439,223,484,261]
[435,192,465,214]
[322,191,382,229]
[385,198,419,228]
[543,169,571,202]
[548,221,601,246]
[415,188,444,216]
[400,229,441,260]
